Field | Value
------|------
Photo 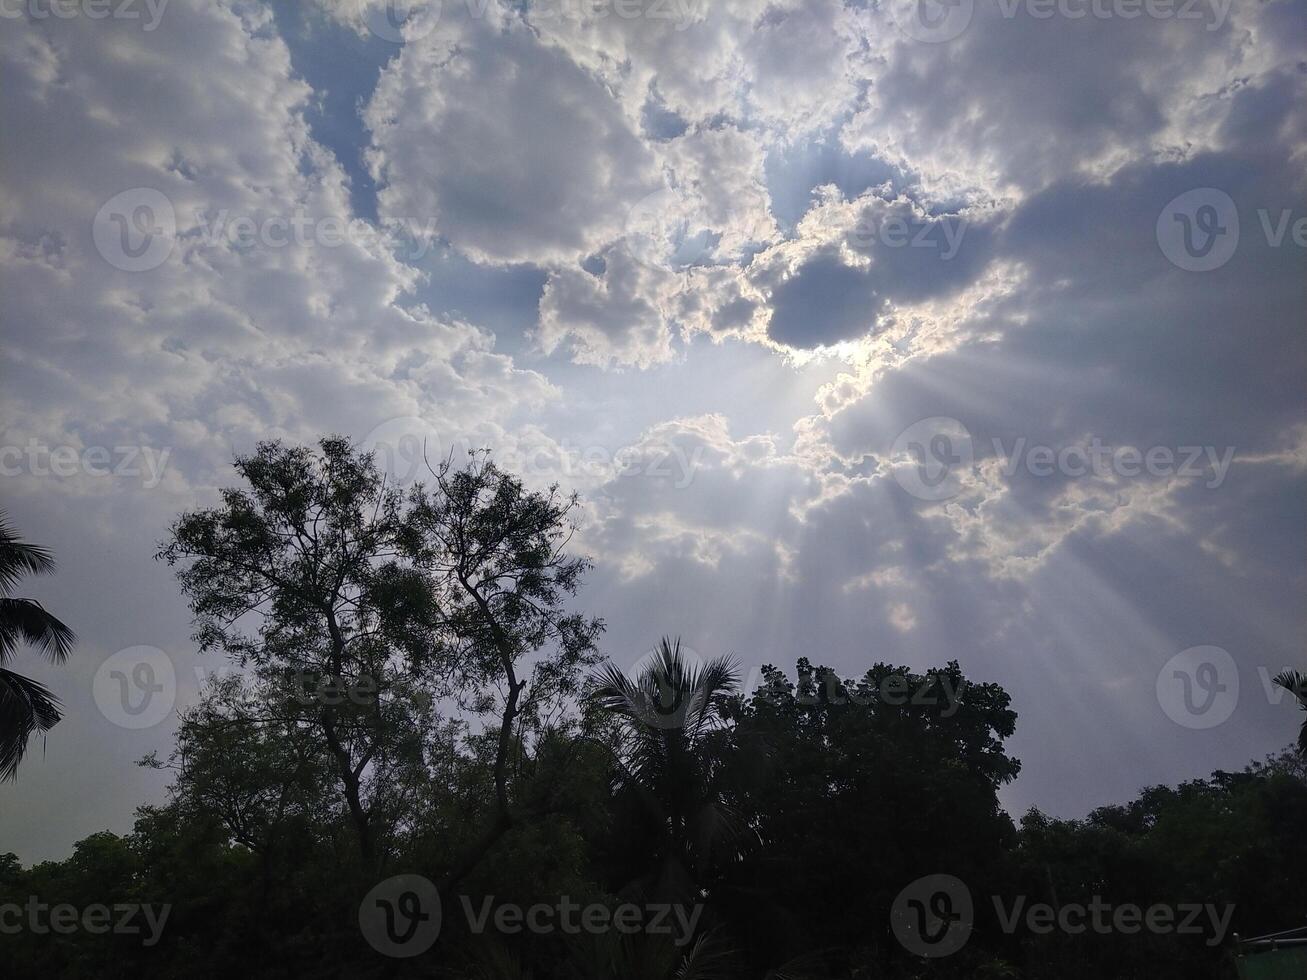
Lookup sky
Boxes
[1,0,1304,863]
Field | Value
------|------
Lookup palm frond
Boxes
[0,597,76,665]
[674,929,736,980]
[588,638,740,735]
[0,668,63,781]
[0,513,57,595]
[1272,670,1307,755]
[764,950,838,980]
[1272,670,1307,707]
[589,659,647,720]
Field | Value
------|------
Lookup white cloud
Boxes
[363,6,659,267]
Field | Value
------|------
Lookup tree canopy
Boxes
[5,440,1303,980]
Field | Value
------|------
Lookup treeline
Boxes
[2,440,1303,979]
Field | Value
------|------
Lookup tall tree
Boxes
[588,637,742,897]
[0,512,75,780]
[158,438,434,865]
[158,439,602,877]
[408,450,604,887]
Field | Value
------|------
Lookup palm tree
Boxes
[1272,669,1307,756]
[0,513,75,780]
[587,637,742,896]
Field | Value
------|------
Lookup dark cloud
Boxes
[766,249,887,347]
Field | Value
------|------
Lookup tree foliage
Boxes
[7,443,1304,980]
[0,512,75,780]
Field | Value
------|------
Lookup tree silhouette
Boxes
[588,637,743,897]
[158,439,602,876]
[0,512,75,780]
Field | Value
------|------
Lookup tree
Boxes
[1012,751,1307,980]
[0,512,75,780]
[158,439,602,878]
[158,438,437,865]
[407,450,604,887]
[716,659,1021,975]
[1272,669,1307,755]
[587,637,743,897]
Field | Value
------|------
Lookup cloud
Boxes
[844,0,1303,200]
[536,243,680,367]
[4,0,1306,862]
[764,247,885,348]
[363,7,658,267]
